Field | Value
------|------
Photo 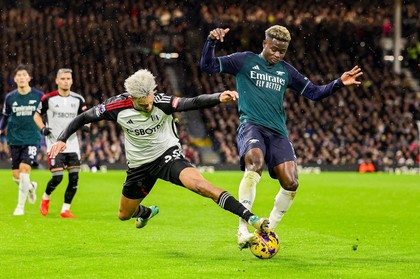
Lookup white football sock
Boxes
[269,187,297,229]
[61,203,71,212]
[238,171,260,234]
[42,193,51,200]
[16,173,31,209]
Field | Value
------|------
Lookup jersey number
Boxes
[164,149,183,163]
[27,146,38,159]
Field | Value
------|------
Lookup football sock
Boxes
[17,173,31,209]
[42,193,51,200]
[133,205,151,219]
[61,203,71,212]
[46,171,63,195]
[64,172,79,204]
[268,187,297,229]
[238,171,260,233]
[13,177,36,187]
[217,191,253,222]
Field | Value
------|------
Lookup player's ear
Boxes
[262,39,267,48]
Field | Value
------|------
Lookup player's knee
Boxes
[245,158,264,173]
[245,151,264,172]
[68,171,79,184]
[118,210,131,221]
[282,178,299,191]
[50,174,64,186]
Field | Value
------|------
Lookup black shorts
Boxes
[10,145,39,169]
[48,152,80,170]
[122,146,193,199]
[237,123,296,178]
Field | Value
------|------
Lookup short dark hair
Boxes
[14,64,33,77]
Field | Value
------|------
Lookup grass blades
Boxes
[0,170,419,278]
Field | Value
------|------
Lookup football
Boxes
[250,230,280,259]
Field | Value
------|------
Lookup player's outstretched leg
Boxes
[248,215,269,233]
[135,205,159,229]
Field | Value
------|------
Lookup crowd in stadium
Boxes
[1,0,419,170]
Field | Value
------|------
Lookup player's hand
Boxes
[48,141,67,159]
[219,90,238,103]
[41,127,52,136]
[81,125,91,133]
[341,66,363,86]
[209,28,230,42]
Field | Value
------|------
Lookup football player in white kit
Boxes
[34,68,89,218]
[48,69,270,235]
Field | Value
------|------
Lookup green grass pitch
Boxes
[0,170,419,278]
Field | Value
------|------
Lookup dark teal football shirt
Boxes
[219,52,310,136]
[2,89,44,146]
[200,38,345,137]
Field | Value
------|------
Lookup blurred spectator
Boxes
[0,0,418,170]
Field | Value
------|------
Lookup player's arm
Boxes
[77,95,91,133]
[200,36,221,74]
[201,28,235,73]
[0,115,7,134]
[303,65,362,100]
[56,107,102,142]
[33,112,51,135]
[49,107,103,158]
[0,97,10,134]
[172,90,238,112]
[287,64,362,101]
[302,79,345,101]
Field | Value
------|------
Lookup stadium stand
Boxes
[0,0,419,171]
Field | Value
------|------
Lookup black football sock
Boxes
[133,205,151,219]
[217,191,253,222]
[45,173,63,195]
[64,172,79,204]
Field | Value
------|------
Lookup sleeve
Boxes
[301,79,345,101]
[218,52,250,75]
[286,63,345,101]
[37,96,49,115]
[0,96,10,130]
[155,93,222,114]
[77,95,88,114]
[57,94,130,142]
[200,37,221,74]
[0,115,7,131]
[56,108,100,142]
[172,93,222,112]
[200,38,248,75]
[2,94,11,116]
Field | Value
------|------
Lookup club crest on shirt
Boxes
[151,115,160,122]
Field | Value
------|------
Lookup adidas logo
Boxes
[55,104,59,108]
[252,65,260,70]
[12,102,18,106]
[29,100,37,104]
[127,119,134,124]
[249,139,260,144]
[276,71,285,76]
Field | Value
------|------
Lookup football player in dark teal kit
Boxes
[0,65,44,215]
[200,25,363,249]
